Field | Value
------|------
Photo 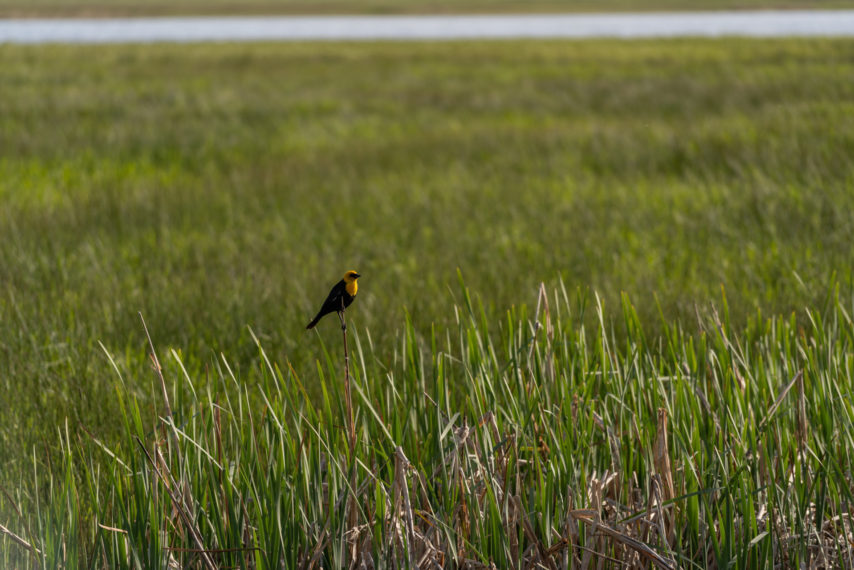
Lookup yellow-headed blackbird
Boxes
[306,270,361,329]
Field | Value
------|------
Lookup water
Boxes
[1,11,853,44]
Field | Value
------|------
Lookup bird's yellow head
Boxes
[344,270,360,296]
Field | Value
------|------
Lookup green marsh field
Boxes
[1,39,854,567]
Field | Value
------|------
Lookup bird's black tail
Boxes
[306,314,321,329]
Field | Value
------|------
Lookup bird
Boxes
[306,270,361,329]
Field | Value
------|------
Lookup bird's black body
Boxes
[306,271,360,329]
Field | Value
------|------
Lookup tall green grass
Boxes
[2,39,854,564]
[2,281,852,567]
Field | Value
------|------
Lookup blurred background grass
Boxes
[1,38,853,498]
[3,0,854,17]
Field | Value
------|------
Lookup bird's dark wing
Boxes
[306,280,347,329]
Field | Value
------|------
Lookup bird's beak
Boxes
[353,273,361,279]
